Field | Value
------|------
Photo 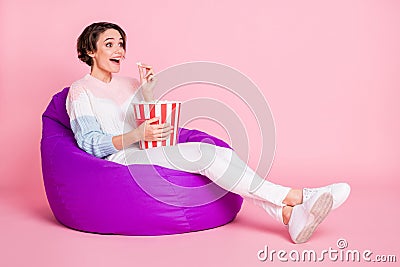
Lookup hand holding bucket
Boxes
[133,101,181,149]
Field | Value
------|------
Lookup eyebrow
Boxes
[104,37,124,42]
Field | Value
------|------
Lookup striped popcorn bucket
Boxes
[133,101,181,149]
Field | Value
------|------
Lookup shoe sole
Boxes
[295,192,333,244]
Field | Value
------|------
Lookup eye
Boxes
[118,42,124,47]
[105,42,112,48]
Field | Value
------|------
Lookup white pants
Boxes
[108,142,291,223]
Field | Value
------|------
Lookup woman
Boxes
[66,22,350,243]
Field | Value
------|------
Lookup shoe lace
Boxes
[303,188,317,201]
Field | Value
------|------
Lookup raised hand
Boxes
[137,62,157,101]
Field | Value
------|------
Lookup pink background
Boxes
[1,0,399,266]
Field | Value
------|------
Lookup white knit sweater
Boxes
[66,74,143,158]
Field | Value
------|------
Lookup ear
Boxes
[87,50,95,58]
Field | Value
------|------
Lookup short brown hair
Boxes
[77,22,126,66]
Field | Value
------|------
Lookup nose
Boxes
[115,46,124,55]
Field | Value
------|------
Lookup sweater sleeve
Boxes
[66,85,119,158]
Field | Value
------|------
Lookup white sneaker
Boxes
[303,183,351,210]
[288,192,333,244]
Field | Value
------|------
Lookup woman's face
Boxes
[89,29,125,75]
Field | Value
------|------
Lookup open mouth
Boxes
[110,58,121,64]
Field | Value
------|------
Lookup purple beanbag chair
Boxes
[40,88,243,235]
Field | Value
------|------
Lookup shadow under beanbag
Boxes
[40,87,243,235]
